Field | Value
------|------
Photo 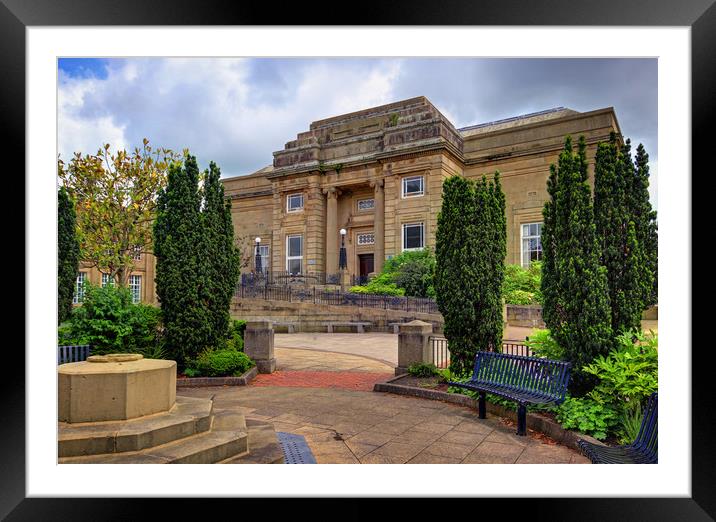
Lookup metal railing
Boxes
[236,283,440,314]
[428,337,531,368]
[58,344,91,365]
[241,271,341,286]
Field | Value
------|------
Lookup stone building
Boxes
[72,96,622,305]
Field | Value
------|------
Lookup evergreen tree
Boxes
[153,155,212,365]
[594,135,646,335]
[541,136,613,392]
[632,144,658,307]
[435,176,478,376]
[540,163,560,337]
[201,161,241,347]
[58,186,81,324]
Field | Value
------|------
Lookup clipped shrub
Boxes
[349,272,405,296]
[187,349,255,377]
[407,362,439,378]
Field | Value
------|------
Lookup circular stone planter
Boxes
[58,354,177,423]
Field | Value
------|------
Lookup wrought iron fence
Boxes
[58,344,91,365]
[241,271,341,286]
[236,283,440,314]
[428,337,531,369]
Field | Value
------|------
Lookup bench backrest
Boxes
[471,351,571,402]
[632,392,658,460]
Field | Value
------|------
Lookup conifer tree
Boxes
[435,176,478,376]
[541,136,613,392]
[632,144,658,307]
[153,155,212,365]
[58,185,81,324]
[201,161,241,347]
[594,135,646,335]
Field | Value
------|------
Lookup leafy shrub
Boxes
[555,396,621,440]
[59,283,164,355]
[226,319,246,351]
[349,272,405,296]
[186,349,255,377]
[407,362,439,377]
[349,250,436,297]
[503,262,542,305]
[525,329,565,360]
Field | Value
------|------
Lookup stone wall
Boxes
[505,304,545,328]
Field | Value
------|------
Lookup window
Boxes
[287,193,304,212]
[357,198,375,211]
[257,245,269,274]
[131,245,142,260]
[357,233,375,245]
[101,273,115,287]
[402,176,424,198]
[286,235,303,274]
[521,222,543,267]
[129,275,142,304]
[402,223,424,251]
[73,272,87,304]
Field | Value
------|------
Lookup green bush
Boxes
[555,396,621,440]
[225,319,246,351]
[407,362,439,377]
[349,250,436,298]
[186,349,255,377]
[503,262,542,305]
[525,329,565,360]
[349,272,405,296]
[59,283,164,355]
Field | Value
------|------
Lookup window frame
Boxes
[401,175,424,198]
[285,234,303,274]
[357,232,375,245]
[357,198,375,212]
[129,274,142,304]
[73,272,87,304]
[286,193,304,213]
[401,222,425,252]
[257,244,270,274]
[101,273,115,288]
[520,222,543,267]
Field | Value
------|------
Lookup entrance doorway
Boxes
[358,253,374,283]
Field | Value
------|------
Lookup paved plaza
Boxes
[179,385,589,464]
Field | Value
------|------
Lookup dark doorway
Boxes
[358,253,374,280]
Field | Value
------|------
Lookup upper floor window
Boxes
[129,275,142,304]
[73,272,87,304]
[402,223,424,251]
[521,222,543,267]
[357,198,375,211]
[402,176,424,198]
[287,193,304,212]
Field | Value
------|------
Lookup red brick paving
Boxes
[251,370,394,391]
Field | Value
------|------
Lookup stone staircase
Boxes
[59,396,284,464]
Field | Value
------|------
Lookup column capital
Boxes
[322,186,339,198]
[369,178,384,190]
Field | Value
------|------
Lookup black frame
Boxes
[5,0,711,519]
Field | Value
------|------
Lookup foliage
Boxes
[226,320,246,352]
[620,401,644,444]
[349,272,405,296]
[435,173,506,375]
[407,362,439,377]
[525,329,565,360]
[59,283,163,355]
[503,262,542,305]
[58,186,81,324]
[632,144,658,307]
[593,134,649,335]
[186,349,255,377]
[154,154,212,365]
[555,396,621,440]
[350,250,435,298]
[201,161,241,350]
[540,135,613,393]
[58,140,179,286]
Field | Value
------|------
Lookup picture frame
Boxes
[3,0,712,518]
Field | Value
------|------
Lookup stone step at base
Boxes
[59,410,249,464]
[58,395,214,458]
[221,419,284,464]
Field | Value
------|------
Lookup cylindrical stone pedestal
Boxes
[244,320,276,373]
[58,354,177,423]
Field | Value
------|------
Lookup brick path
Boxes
[252,370,394,392]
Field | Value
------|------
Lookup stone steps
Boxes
[220,419,284,464]
[59,413,249,464]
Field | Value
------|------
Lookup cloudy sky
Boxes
[58,57,657,205]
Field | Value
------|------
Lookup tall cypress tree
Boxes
[58,186,81,324]
[201,161,240,347]
[435,176,478,376]
[632,144,658,307]
[153,155,212,365]
[594,135,646,335]
[542,136,613,392]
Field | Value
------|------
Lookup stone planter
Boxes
[176,366,258,388]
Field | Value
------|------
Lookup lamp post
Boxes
[254,237,262,277]
[339,228,348,290]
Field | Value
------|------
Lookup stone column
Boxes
[396,320,434,375]
[370,179,385,274]
[244,320,276,374]
[324,187,339,276]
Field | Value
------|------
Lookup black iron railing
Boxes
[236,283,440,314]
[241,271,341,286]
[428,337,531,368]
[58,344,91,365]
